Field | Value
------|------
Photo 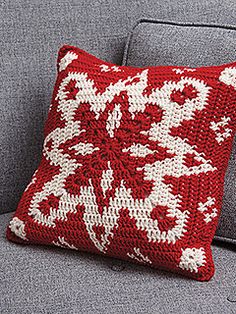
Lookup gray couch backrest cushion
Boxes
[122,19,236,244]
[1,0,236,215]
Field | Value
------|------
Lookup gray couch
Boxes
[1,1,236,313]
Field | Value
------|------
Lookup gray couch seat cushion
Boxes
[1,212,236,314]
[122,20,236,244]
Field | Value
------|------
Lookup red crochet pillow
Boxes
[7,45,236,281]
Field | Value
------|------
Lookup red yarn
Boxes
[7,45,236,281]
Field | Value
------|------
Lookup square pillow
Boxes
[7,45,236,281]
[122,19,236,244]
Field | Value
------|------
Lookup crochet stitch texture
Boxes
[7,45,236,281]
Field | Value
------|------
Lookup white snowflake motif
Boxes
[197,197,218,223]
[179,247,206,273]
[27,68,216,254]
[219,67,236,89]
[210,116,232,144]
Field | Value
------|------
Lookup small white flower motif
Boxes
[9,217,27,240]
[219,67,236,89]
[127,247,152,264]
[198,197,217,223]
[179,247,206,273]
[53,236,78,250]
[59,52,78,72]
[210,116,232,144]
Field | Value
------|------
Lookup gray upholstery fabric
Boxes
[122,20,236,67]
[122,20,236,244]
[1,1,236,215]
[1,212,236,314]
